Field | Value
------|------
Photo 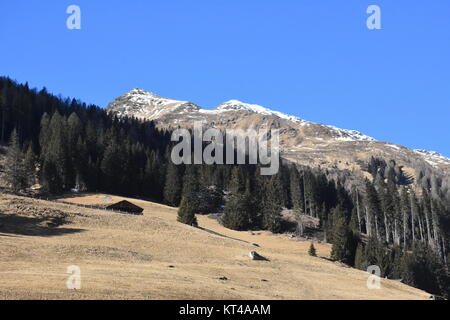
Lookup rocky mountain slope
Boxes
[106,89,450,184]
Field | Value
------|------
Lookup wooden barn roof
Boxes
[106,200,144,214]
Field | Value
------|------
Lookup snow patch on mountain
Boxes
[213,100,308,124]
[212,100,376,142]
[325,125,376,142]
[414,149,450,166]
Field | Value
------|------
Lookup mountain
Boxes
[106,89,450,185]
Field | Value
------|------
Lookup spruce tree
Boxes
[40,112,69,194]
[261,176,283,233]
[4,129,26,192]
[290,167,304,235]
[163,161,182,207]
[0,86,8,143]
[222,195,250,230]
[177,196,198,226]
[182,165,199,197]
[100,139,122,193]
[354,243,364,269]
[330,207,353,264]
[308,242,317,257]
[24,143,37,187]
[365,179,382,239]
[400,187,411,249]
[228,166,245,195]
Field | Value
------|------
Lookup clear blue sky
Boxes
[1,0,449,156]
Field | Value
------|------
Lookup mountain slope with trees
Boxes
[1,77,449,298]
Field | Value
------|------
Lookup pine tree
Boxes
[401,243,450,298]
[23,143,37,187]
[400,187,411,249]
[100,139,122,193]
[308,242,317,257]
[261,175,283,233]
[354,243,363,269]
[66,112,82,188]
[163,161,182,206]
[290,167,305,235]
[144,151,163,201]
[330,207,353,264]
[228,166,245,195]
[4,129,26,192]
[362,237,388,276]
[0,87,8,143]
[182,165,199,197]
[73,137,88,190]
[177,196,198,226]
[40,112,69,194]
[365,180,382,239]
[222,195,250,230]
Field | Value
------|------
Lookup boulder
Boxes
[248,251,269,261]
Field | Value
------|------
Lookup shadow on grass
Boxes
[0,213,84,237]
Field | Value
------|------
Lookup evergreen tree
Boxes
[163,161,182,206]
[100,139,122,194]
[177,196,198,226]
[228,166,245,195]
[308,242,317,257]
[354,242,363,269]
[330,207,355,265]
[182,165,200,197]
[40,112,69,194]
[23,143,37,187]
[4,129,26,192]
[365,180,382,239]
[290,167,305,235]
[330,214,348,261]
[222,194,251,230]
[400,187,411,249]
[261,175,283,233]
[401,243,450,298]
[0,86,8,143]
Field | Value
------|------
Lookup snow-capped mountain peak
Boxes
[123,88,187,106]
[106,88,200,120]
[105,89,450,177]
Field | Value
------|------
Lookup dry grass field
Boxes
[0,192,430,300]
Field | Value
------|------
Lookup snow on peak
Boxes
[108,91,375,142]
[106,89,199,119]
[326,125,376,142]
[124,88,187,106]
[213,100,375,141]
[214,100,307,123]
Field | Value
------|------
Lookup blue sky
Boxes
[1,0,449,156]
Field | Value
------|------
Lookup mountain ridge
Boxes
[106,88,450,185]
[106,88,377,142]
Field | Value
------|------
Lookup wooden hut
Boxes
[106,200,144,215]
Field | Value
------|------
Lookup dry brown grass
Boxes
[0,192,430,300]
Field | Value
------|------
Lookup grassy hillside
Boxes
[0,193,430,300]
